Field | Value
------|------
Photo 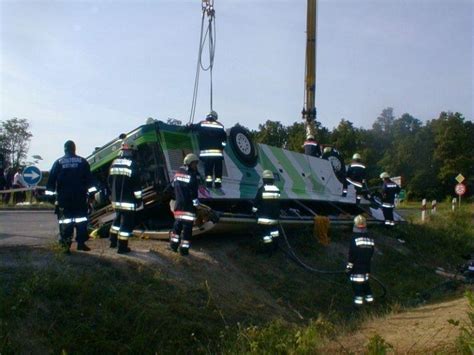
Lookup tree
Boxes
[0,118,33,168]
[331,119,359,161]
[431,112,474,195]
[254,120,288,148]
[286,122,306,152]
[372,107,395,134]
[378,113,424,189]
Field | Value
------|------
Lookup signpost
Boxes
[22,166,42,187]
[454,173,466,209]
[454,183,466,208]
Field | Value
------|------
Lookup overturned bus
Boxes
[87,120,399,239]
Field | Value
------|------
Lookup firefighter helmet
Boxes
[306,134,315,140]
[184,153,199,165]
[380,172,390,179]
[207,110,218,121]
[323,147,332,154]
[262,170,274,180]
[354,215,367,228]
[352,153,361,160]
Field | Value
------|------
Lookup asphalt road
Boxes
[0,210,58,247]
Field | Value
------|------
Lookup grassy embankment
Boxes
[1,205,473,353]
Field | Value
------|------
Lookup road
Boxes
[0,210,58,247]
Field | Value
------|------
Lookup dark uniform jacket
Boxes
[346,162,366,188]
[46,153,95,209]
[108,157,142,211]
[173,165,199,220]
[381,180,401,207]
[303,140,321,157]
[347,230,374,274]
[254,183,281,225]
[192,120,227,158]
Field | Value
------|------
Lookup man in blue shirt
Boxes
[46,140,96,253]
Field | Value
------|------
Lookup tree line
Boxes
[244,108,474,200]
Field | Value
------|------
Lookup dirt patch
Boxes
[323,296,470,353]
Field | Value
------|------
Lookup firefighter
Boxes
[346,153,367,204]
[191,111,227,189]
[252,170,281,252]
[380,172,400,226]
[346,215,375,306]
[108,141,143,254]
[46,140,97,253]
[170,153,200,255]
[303,135,321,157]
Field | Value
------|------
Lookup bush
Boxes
[365,334,393,355]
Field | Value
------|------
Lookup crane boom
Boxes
[302,0,317,137]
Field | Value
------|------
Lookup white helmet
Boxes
[380,172,390,179]
[184,153,199,165]
[262,170,274,180]
[323,147,332,154]
[352,153,361,160]
[306,135,315,140]
[207,110,218,121]
[354,215,367,228]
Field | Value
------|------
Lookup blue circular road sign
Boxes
[22,165,42,186]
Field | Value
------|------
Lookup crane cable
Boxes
[189,0,217,124]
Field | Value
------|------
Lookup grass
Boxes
[0,205,473,353]
[0,252,227,354]
[454,291,474,353]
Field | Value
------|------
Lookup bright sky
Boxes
[1,0,472,170]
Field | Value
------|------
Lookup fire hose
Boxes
[278,221,387,298]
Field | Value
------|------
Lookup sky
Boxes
[1,0,472,170]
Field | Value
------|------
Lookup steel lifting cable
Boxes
[188,0,217,124]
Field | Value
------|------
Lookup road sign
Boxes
[455,174,465,184]
[22,166,42,186]
[455,183,466,196]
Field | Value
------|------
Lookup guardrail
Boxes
[0,186,46,194]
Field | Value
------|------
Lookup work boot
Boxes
[353,297,364,307]
[169,233,180,252]
[117,240,131,254]
[77,243,91,251]
[179,240,190,256]
[109,235,118,248]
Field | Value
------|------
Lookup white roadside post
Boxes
[452,197,457,211]
[431,200,437,215]
[421,198,427,222]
